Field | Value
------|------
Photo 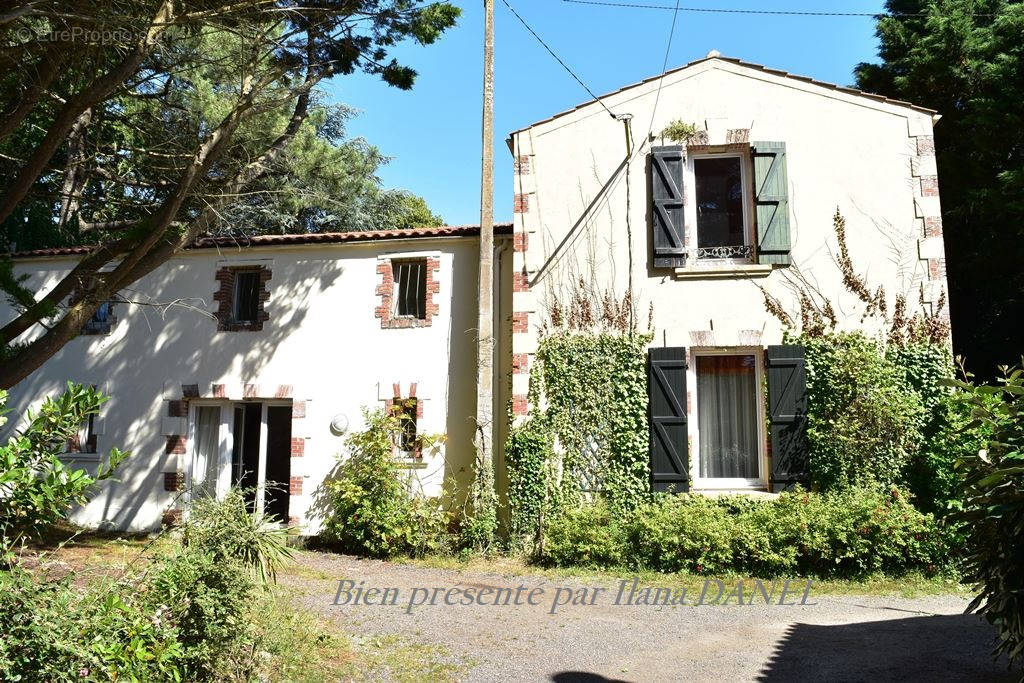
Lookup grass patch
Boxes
[402,553,969,598]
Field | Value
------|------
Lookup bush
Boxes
[540,488,946,579]
[0,384,128,564]
[0,567,184,682]
[802,333,925,491]
[148,549,260,680]
[542,501,624,568]
[184,488,294,583]
[953,365,1024,668]
[320,409,448,558]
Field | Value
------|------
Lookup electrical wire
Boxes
[498,0,617,119]
[644,0,682,141]
[561,0,997,17]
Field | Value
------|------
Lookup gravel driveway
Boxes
[282,550,1013,682]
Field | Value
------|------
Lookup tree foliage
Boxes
[855,1,1024,376]
[0,0,457,388]
[0,383,127,564]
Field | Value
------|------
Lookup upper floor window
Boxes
[393,259,426,320]
[214,265,271,332]
[81,300,117,335]
[232,270,261,324]
[690,153,753,261]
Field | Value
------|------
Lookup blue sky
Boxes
[323,1,887,226]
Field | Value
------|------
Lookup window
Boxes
[67,413,98,454]
[393,259,426,319]
[215,265,270,331]
[392,398,419,456]
[695,353,761,481]
[191,406,221,498]
[692,154,752,260]
[232,270,261,324]
[81,300,117,335]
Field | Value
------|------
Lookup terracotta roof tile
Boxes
[9,223,513,259]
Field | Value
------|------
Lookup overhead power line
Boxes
[499,0,617,119]
[561,0,997,17]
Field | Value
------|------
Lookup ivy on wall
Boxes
[505,332,652,545]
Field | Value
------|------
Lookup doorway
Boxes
[187,400,293,520]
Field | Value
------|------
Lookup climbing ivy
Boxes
[505,332,652,545]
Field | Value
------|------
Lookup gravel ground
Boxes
[282,550,1014,683]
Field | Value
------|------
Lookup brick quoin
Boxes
[289,477,303,496]
[181,384,199,398]
[916,135,935,156]
[513,231,528,252]
[162,509,182,527]
[513,155,531,174]
[512,353,529,374]
[512,394,528,416]
[167,400,188,417]
[163,472,184,492]
[290,438,305,457]
[212,384,226,398]
[292,400,306,418]
[512,272,530,292]
[920,176,940,197]
[929,258,946,279]
[513,193,529,214]
[924,216,943,238]
[165,436,186,454]
[512,311,529,333]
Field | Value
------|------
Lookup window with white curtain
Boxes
[696,353,760,480]
[192,406,221,498]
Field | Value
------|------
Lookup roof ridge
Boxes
[507,55,937,137]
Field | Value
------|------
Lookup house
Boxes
[0,55,948,531]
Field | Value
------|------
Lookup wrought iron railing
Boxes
[690,244,754,261]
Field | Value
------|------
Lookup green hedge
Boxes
[542,487,947,578]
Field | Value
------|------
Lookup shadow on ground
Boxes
[756,613,1015,682]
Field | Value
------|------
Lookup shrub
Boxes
[0,384,128,563]
[542,500,624,568]
[320,409,448,558]
[147,549,260,680]
[624,495,735,574]
[184,488,293,583]
[802,333,925,491]
[953,365,1024,668]
[540,488,946,579]
[0,567,184,682]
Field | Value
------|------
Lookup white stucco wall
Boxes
[1,235,509,532]
[511,59,947,349]
[506,57,950,488]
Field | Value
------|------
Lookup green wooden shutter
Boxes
[767,344,809,492]
[651,146,687,268]
[648,346,689,492]
[753,142,792,266]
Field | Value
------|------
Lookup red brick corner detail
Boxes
[213,265,271,332]
[376,257,441,329]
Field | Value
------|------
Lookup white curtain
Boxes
[193,406,221,497]
[697,355,759,479]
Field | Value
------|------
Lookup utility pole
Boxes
[473,0,496,530]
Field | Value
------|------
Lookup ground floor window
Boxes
[695,352,762,483]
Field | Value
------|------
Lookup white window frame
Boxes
[685,151,756,264]
[689,347,767,490]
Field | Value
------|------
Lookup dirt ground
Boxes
[281,550,1015,683]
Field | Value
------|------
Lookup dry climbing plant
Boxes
[762,209,950,346]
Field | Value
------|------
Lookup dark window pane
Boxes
[696,354,759,479]
[394,260,426,319]
[398,399,418,452]
[694,157,746,252]
[233,271,260,323]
